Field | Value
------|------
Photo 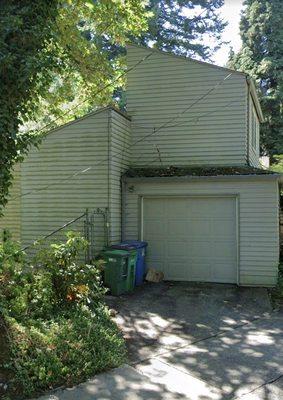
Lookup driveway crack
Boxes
[232,374,283,399]
[131,313,268,366]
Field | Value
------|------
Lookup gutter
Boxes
[123,173,281,184]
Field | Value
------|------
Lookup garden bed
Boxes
[0,232,126,399]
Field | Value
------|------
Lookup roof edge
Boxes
[127,43,247,78]
[45,106,130,136]
[123,174,280,184]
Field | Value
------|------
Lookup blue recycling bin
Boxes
[120,240,148,286]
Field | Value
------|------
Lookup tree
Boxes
[134,0,226,59]
[228,0,283,157]
[0,0,60,211]
[0,0,149,211]
[26,0,227,126]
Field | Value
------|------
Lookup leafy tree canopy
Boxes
[228,0,283,157]
[24,0,227,131]
[0,0,149,211]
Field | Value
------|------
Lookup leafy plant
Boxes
[5,307,125,397]
[0,232,125,398]
[0,0,150,212]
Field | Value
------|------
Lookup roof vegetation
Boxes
[125,165,277,178]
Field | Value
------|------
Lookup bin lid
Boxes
[111,244,136,251]
[120,240,148,249]
[103,249,129,257]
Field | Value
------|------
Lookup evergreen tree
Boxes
[134,0,227,60]
[228,0,283,156]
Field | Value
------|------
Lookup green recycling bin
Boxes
[125,249,137,292]
[102,249,129,296]
[110,244,137,292]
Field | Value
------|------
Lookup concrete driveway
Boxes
[39,282,283,400]
[107,282,274,362]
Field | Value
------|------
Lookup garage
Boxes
[123,170,279,286]
[142,196,238,283]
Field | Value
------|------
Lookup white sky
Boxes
[211,0,244,66]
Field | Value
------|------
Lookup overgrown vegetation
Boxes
[228,0,283,157]
[0,0,149,212]
[0,231,125,399]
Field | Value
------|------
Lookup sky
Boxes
[212,0,244,66]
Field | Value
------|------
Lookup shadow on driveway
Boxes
[106,281,272,362]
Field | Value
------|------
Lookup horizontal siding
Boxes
[20,110,111,252]
[109,110,131,243]
[123,178,279,286]
[127,45,248,167]
[0,165,21,241]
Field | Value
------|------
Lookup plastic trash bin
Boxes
[110,244,137,292]
[120,241,148,286]
[102,249,129,296]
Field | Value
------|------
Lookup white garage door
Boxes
[142,197,237,283]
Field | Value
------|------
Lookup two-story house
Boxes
[1,44,280,286]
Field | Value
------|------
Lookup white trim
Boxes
[247,78,264,122]
[236,196,240,286]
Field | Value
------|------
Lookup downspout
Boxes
[121,178,127,241]
[247,80,251,166]
[106,110,111,246]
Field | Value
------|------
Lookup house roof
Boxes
[124,166,278,179]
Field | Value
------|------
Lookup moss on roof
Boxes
[124,165,277,178]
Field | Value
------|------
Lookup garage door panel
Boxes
[212,241,236,258]
[188,219,211,236]
[167,219,188,236]
[212,261,237,282]
[190,261,211,281]
[146,240,164,258]
[143,199,165,218]
[165,260,190,280]
[144,220,165,237]
[166,199,188,217]
[190,240,211,256]
[167,241,189,257]
[211,219,235,237]
[143,196,237,284]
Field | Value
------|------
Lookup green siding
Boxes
[123,178,279,286]
[127,45,249,167]
[20,110,109,250]
[0,109,130,252]
[109,110,131,243]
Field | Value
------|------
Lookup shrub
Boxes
[0,232,125,399]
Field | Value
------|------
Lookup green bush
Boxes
[0,232,126,399]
